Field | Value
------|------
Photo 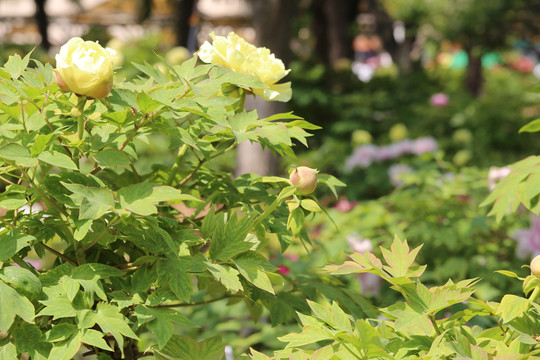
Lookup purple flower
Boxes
[512,214,540,259]
[345,144,378,170]
[412,137,438,155]
[430,93,449,107]
[388,164,413,187]
[358,272,382,296]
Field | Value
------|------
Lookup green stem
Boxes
[529,286,540,303]
[430,315,442,336]
[167,145,188,186]
[39,243,78,266]
[72,97,87,164]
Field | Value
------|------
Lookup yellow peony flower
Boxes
[198,32,292,102]
[54,37,118,99]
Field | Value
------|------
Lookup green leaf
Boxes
[93,149,130,168]
[380,235,424,278]
[0,192,27,210]
[497,294,530,323]
[137,91,163,113]
[1,266,42,299]
[317,174,347,198]
[30,134,54,156]
[12,323,51,359]
[0,342,17,360]
[80,329,113,351]
[208,213,254,261]
[157,335,224,360]
[156,259,193,302]
[0,280,35,332]
[519,118,540,133]
[46,326,81,360]
[119,182,199,216]
[206,263,243,293]
[38,151,78,170]
[0,232,35,261]
[73,219,93,241]
[300,199,321,212]
[234,252,276,294]
[61,182,114,220]
[81,302,138,356]
[4,52,31,80]
[0,143,38,167]
[278,325,333,348]
[135,305,198,349]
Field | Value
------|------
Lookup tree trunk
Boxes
[34,0,49,51]
[235,0,294,176]
[465,47,484,96]
[312,0,355,65]
[175,0,196,47]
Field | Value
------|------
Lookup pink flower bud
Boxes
[531,255,540,278]
[289,166,318,195]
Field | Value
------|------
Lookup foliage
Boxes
[0,42,343,359]
[244,235,540,359]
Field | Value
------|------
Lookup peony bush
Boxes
[0,34,343,359]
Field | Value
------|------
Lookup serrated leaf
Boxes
[0,143,38,167]
[61,182,114,220]
[234,252,275,294]
[0,232,35,261]
[81,303,138,356]
[206,263,243,293]
[38,151,78,170]
[80,329,113,351]
[0,280,35,332]
[208,213,254,261]
[278,325,332,348]
[380,235,423,278]
[136,91,163,113]
[157,335,224,360]
[135,305,198,349]
[156,259,193,302]
[4,52,31,80]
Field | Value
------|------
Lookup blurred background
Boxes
[4,0,540,354]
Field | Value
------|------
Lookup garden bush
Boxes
[0,33,344,359]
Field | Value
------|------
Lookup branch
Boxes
[151,294,243,308]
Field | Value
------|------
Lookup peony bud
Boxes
[55,37,118,99]
[289,166,318,195]
[531,255,540,278]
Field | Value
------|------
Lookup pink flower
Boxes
[277,265,290,275]
[347,233,373,253]
[430,93,449,107]
[412,137,438,155]
[333,198,358,212]
[487,166,511,191]
[388,164,413,187]
[512,214,540,259]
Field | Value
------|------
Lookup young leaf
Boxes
[0,143,38,168]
